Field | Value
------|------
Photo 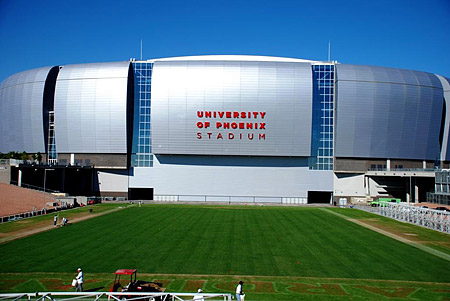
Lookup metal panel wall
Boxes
[335,64,443,160]
[436,75,450,161]
[0,67,53,153]
[54,62,129,153]
[151,60,312,156]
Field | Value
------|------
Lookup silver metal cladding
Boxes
[151,60,313,156]
[54,62,130,154]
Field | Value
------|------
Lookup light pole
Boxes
[43,168,55,209]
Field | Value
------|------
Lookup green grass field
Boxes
[0,204,449,299]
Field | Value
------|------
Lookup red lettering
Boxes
[216,122,222,129]
[248,133,254,140]
[226,112,231,118]
[241,112,246,118]
[218,111,224,118]
[228,133,234,139]
[197,111,203,118]
[197,132,202,139]
[223,122,230,129]
[217,133,223,139]
[260,112,266,119]
[207,132,212,138]
[353,286,415,298]
[197,122,203,128]
[233,112,239,118]
[259,133,266,140]
[231,123,238,129]
[259,123,266,129]
[205,122,210,128]
[246,123,253,129]
[205,111,212,118]
[239,123,244,129]
[240,133,242,139]
[213,111,216,118]
[251,281,275,293]
[252,112,258,118]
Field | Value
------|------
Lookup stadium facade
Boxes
[1,55,449,204]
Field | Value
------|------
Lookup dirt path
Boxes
[321,208,450,262]
[0,206,131,244]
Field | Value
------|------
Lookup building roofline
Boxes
[133,55,330,64]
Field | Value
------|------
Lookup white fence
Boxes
[153,194,308,204]
[0,292,233,300]
[355,202,450,234]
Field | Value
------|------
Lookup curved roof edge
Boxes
[60,61,130,70]
[142,55,326,64]
[436,74,450,92]
[0,66,55,89]
[57,61,130,80]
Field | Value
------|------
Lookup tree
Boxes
[20,151,29,161]
[6,151,20,159]
[32,152,43,163]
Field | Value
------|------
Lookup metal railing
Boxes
[367,167,439,172]
[355,202,450,233]
[0,291,233,300]
[10,180,60,194]
[0,204,75,224]
[154,194,282,203]
[0,208,47,223]
[153,194,308,204]
[427,192,450,205]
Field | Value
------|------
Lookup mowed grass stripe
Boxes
[0,205,448,283]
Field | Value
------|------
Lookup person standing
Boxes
[53,215,58,227]
[193,288,204,301]
[235,281,244,301]
[75,268,83,292]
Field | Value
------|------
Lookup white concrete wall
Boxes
[98,170,128,193]
[334,173,392,201]
[334,173,366,197]
[130,156,333,199]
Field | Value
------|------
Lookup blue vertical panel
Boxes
[131,62,153,167]
[0,67,52,153]
[310,64,335,170]
[335,64,443,160]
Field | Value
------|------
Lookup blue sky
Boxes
[0,0,449,82]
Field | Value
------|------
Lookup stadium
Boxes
[0,55,449,205]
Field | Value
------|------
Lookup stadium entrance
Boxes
[128,188,154,200]
[308,191,332,204]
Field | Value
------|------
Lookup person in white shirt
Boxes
[75,268,83,292]
[235,281,244,301]
[193,288,204,301]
